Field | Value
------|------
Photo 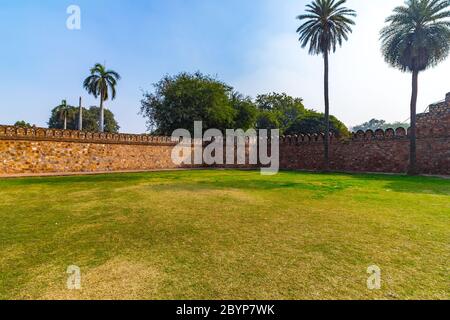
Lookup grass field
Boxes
[0,170,448,300]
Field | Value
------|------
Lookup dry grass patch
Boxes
[16,258,161,300]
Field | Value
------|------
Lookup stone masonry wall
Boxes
[0,94,449,176]
[280,132,449,174]
[0,127,182,174]
[281,94,450,174]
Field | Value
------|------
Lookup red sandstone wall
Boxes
[279,99,450,175]
[280,134,449,175]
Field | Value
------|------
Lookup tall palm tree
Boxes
[78,97,83,131]
[83,63,121,132]
[56,100,70,130]
[380,0,450,175]
[297,0,356,171]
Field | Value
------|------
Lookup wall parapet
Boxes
[0,125,178,146]
[2,123,446,148]
[280,95,450,146]
[279,127,412,145]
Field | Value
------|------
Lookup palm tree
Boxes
[296,0,356,171]
[380,0,450,175]
[78,97,83,131]
[56,100,70,130]
[83,63,121,132]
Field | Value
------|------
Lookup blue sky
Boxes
[0,0,449,133]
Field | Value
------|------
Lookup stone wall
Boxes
[280,130,449,174]
[280,94,450,175]
[0,94,449,176]
[0,127,182,174]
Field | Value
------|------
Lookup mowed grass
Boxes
[0,170,448,300]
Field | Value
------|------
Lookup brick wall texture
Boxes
[1,95,449,176]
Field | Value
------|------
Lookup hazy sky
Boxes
[0,0,449,133]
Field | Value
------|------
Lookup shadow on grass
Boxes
[0,171,186,187]
[384,180,450,195]
[147,178,351,196]
[343,172,450,195]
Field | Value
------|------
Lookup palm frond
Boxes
[83,63,121,102]
[296,0,356,56]
[380,0,450,72]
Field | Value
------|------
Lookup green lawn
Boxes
[0,170,448,300]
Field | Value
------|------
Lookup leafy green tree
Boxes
[51,100,72,130]
[48,106,119,133]
[254,92,349,136]
[231,92,258,130]
[82,106,120,133]
[380,0,450,175]
[141,72,239,135]
[297,0,356,170]
[256,110,281,131]
[140,73,349,137]
[255,93,305,132]
[14,121,32,128]
[286,111,349,137]
[83,63,121,132]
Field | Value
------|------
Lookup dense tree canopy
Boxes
[140,72,253,135]
[255,93,306,132]
[286,112,349,137]
[140,72,349,137]
[255,93,349,136]
[48,105,120,133]
[230,92,259,131]
[14,121,33,128]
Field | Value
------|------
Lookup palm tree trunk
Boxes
[323,50,330,172]
[99,96,104,133]
[78,97,83,131]
[64,114,67,130]
[408,70,419,175]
